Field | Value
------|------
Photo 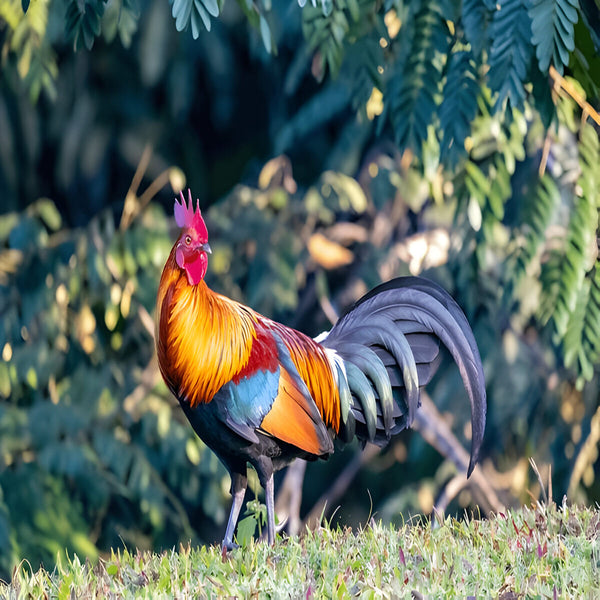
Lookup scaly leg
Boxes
[264,474,276,545]
[222,472,247,551]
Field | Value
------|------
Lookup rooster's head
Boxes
[174,190,211,285]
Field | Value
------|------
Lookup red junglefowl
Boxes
[156,190,486,550]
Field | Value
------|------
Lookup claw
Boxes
[221,541,239,557]
[276,514,289,534]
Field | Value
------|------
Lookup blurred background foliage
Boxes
[1,0,599,580]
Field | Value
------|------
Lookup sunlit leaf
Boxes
[308,232,354,269]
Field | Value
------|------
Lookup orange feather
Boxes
[267,322,341,433]
[157,248,340,437]
[260,368,332,455]
[157,248,257,408]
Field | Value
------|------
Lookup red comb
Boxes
[174,190,208,241]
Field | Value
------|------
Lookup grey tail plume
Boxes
[321,276,486,477]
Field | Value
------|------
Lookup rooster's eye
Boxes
[185,235,192,246]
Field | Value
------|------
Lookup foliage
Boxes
[170,0,220,37]
[0,196,222,577]
[5,0,596,387]
[2,504,600,597]
[3,0,599,151]
[1,0,600,583]
[439,50,480,168]
[529,0,579,74]
[488,0,532,111]
[0,160,418,577]
[0,0,58,101]
[387,2,449,153]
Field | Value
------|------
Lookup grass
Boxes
[2,503,599,599]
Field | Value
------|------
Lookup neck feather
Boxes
[156,251,256,407]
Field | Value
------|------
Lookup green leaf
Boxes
[569,264,600,387]
[488,0,533,111]
[259,14,272,53]
[115,0,141,47]
[569,18,600,100]
[512,174,561,291]
[389,3,450,155]
[201,0,220,17]
[172,0,193,31]
[551,123,599,339]
[529,0,579,74]
[64,0,106,51]
[31,199,62,232]
[341,37,384,115]
[440,50,480,167]
[170,0,217,36]
[529,62,556,128]
[236,515,257,545]
[192,0,211,35]
[462,0,494,56]
[302,1,349,78]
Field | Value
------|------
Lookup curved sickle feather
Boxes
[344,361,377,441]
[382,294,485,475]
[366,277,486,400]
[333,342,395,434]
[328,316,420,428]
[330,277,486,476]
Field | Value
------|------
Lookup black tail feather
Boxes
[322,276,486,476]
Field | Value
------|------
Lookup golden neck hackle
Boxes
[157,250,256,407]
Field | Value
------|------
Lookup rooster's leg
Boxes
[222,472,247,550]
[265,474,276,545]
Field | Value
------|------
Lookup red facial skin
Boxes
[175,230,211,285]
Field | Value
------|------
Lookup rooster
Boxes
[156,190,486,549]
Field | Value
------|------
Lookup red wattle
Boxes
[183,253,207,285]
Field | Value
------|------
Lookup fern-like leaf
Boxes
[118,0,141,47]
[512,174,561,290]
[439,50,480,167]
[571,122,600,385]
[552,123,599,339]
[562,277,593,384]
[462,0,494,56]
[170,0,219,37]
[566,262,600,387]
[563,259,600,388]
[487,0,533,111]
[302,0,350,77]
[530,62,556,128]
[389,3,450,154]
[529,0,579,74]
[65,0,107,51]
[1,0,58,101]
[538,246,564,324]
[582,263,600,364]
[342,36,384,113]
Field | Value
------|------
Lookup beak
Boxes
[201,242,212,254]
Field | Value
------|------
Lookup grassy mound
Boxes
[4,504,599,598]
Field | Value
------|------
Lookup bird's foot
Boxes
[276,515,289,534]
[221,540,239,557]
